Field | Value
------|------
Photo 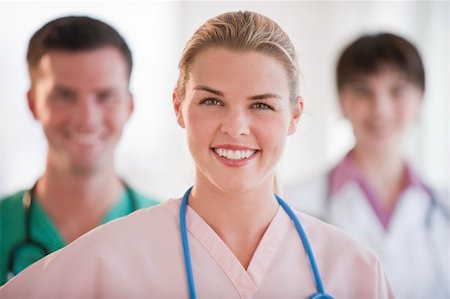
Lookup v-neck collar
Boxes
[31,191,130,248]
[31,198,66,251]
[184,201,291,298]
[330,152,430,231]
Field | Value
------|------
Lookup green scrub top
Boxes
[0,186,159,285]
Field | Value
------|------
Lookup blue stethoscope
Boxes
[179,187,333,299]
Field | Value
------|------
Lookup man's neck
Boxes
[35,163,123,243]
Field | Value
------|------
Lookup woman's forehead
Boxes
[187,48,289,93]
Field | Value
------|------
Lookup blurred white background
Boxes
[0,1,448,200]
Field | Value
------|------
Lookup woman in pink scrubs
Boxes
[0,11,394,299]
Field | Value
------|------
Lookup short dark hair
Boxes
[336,33,425,91]
[27,16,133,78]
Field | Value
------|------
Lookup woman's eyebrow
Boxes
[248,93,282,100]
[194,85,281,101]
[194,85,224,96]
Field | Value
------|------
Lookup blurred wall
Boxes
[0,1,448,200]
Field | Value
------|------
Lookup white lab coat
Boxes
[284,174,449,299]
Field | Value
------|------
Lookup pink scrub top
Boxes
[0,198,394,298]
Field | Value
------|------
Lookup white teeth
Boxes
[214,148,256,160]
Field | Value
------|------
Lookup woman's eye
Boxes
[252,102,273,110]
[200,98,222,106]
[352,86,371,97]
[391,85,407,98]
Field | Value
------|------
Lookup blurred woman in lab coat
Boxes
[285,33,449,299]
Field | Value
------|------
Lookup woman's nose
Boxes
[372,92,393,118]
[219,108,250,138]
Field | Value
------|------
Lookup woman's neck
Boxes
[352,145,407,209]
[188,177,279,269]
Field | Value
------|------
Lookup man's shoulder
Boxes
[0,190,27,219]
[0,190,28,285]
[126,187,160,208]
[1,191,24,201]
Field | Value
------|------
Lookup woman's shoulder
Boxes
[293,210,394,297]
[296,209,380,264]
[86,198,181,243]
[0,198,183,296]
[27,197,180,259]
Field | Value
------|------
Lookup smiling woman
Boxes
[173,49,297,196]
[0,11,394,298]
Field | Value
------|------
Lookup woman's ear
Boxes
[339,98,348,119]
[288,96,304,135]
[125,91,134,121]
[338,89,351,119]
[172,90,185,128]
[413,89,425,120]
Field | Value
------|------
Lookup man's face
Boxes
[28,47,133,174]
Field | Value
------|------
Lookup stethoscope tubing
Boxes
[179,187,333,299]
[24,184,50,254]
[7,180,137,276]
[180,191,197,299]
[276,194,328,296]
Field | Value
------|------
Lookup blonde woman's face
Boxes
[173,48,301,194]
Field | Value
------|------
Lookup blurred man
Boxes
[0,16,159,284]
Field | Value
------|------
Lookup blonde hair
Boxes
[175,11,299,104]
